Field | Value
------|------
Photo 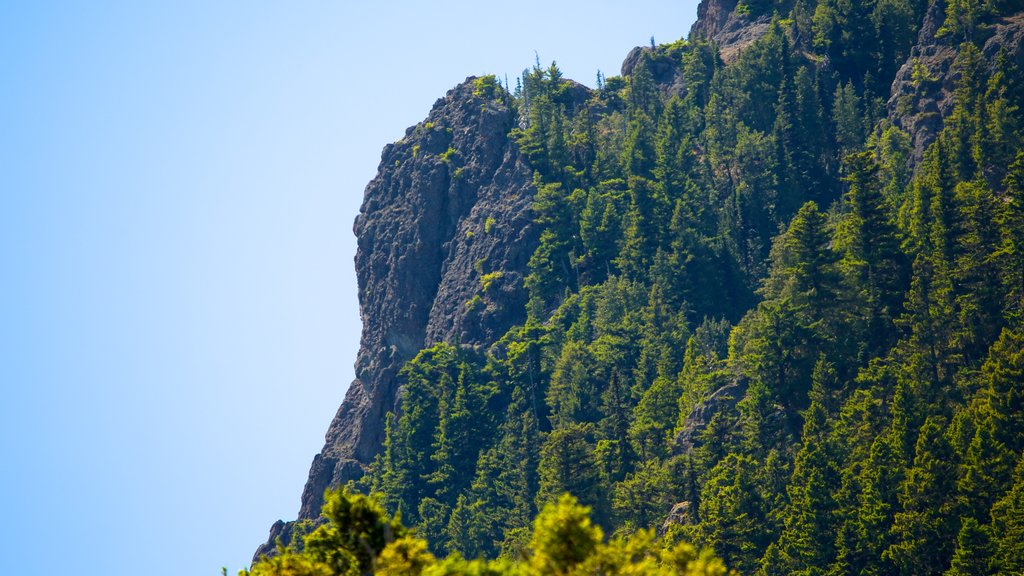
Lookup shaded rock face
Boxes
[255,78,538,561]
[660,501,694,535]
[621,46,688,96]
[688,0,774,62]
[673,378,748,456]
[689,0,740,42]
[886,0,959,163]
[984,12,1024,69]
[888,3,1024,163]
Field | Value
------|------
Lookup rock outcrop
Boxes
[255,78,539,561]
[621,45,689,96]
[673,379,748,456]
[688,0,775,62]
[887,2,1024,163]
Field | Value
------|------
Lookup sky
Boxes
[0,1,699,574]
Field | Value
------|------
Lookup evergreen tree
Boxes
[989,454,1024,575]
[536,423,608,525]
[697,454,772,574]
[885,416,958,575]
[981,328,1024,453]
[998,153,1024,322]
[946,517,994,576]
[951,180,1004,363]
[839,151,909,356]
[546,340,600,428]
[773,400,840,573]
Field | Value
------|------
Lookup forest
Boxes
[250,0,1024,574]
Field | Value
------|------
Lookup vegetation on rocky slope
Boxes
[255,0,1024,573]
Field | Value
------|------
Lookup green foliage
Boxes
[696,454,771,574]
[313,12,1024,574]
[480,272,504,294]
[248,490,728,576]
[472,75,503,100]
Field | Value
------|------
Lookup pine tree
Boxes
[946,517,994,576]
[536,423,608,525]
[839,151,909,356]
[630,373,684,460]
[697,454,772,574]
[953,179,1004,362]
[786,201,843,323]
[989,454,1024,575]
[956,410,1014,523]
[774,400,840,573]
[978,51,1020,186]
[997,153,1024,322]
[885,416,958,575]
[428,363,481,503]
[981,328,1024,453]
[546,340,600,428]
[833,82,864,155]
[873,0,919,91]
[612,458,671,531]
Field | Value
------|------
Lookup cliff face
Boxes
[257,0,1024,561]
[255,79,538,560]
[887,1,1024,162]
[688,0,1024,163]
[314,78,539,506]
[688,0,775,62]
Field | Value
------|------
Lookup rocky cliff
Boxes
[688,0,778,62]
[255,79,539,559]
[256,0,1024,560]
[888,1,1024,162]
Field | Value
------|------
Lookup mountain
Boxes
[255,0,1024,572]
[255,77,542,558]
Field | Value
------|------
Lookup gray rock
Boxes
[254,77,539,562]
[688,0,772,63]
[621,46,689,97]
[673,378,748,456]
[660,501,694,535]
[887,4,1024,164]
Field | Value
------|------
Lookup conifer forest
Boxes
[250,1,1024,574]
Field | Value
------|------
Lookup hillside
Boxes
[254,0,1024,573]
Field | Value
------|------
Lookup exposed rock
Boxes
[673,378,748,456]
[559,79,595,112]
[983,12,1024,70]
[689,0,740,43]
[254,77,539,562]
[621,46,688,97]
[688,0,773,62]
[620,46,647,77]
[887,3,1024,163]
[886,0,959,163]
[660,501,694,536]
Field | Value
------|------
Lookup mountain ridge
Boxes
[255,0,1024,567]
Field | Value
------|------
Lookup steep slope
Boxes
[256,0,1024,569]
[888,1,1024,162]
[688,0,778,61]
[256,78,538,559]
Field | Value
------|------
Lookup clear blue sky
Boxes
[0,2,699,574]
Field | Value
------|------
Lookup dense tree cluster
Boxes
[263,1,1024,573]
[246,490,728,576]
